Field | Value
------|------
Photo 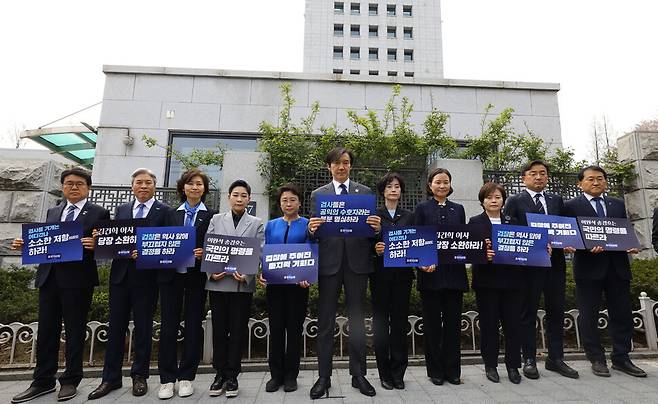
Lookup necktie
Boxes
[184,201,200,226]
[65,205,76,222]
[592,197,606,217]
[135,203,146,219]
[339,183,348,195]
[534,193,545,214]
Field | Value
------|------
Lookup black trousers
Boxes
[266,284,309,382]
[102,277,158,383]
[576,267,633,364]
[31,274,93,388]
[520,268,566,360]
[420,289,463,379]
[158,271,207,383]
[316,261,369,378]
[370,271,412,382]
[209,291,252,379]
[475,288,522,369]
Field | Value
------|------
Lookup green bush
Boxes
[0,265,39,323]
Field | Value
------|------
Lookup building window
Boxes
[369,25,378,37]
[350,69,360,75]
[387,4,396,16]
[334,2,344,14]
[350,2,360,15]
[387,48,397,61]
[404,49,414,62]
[334,24,344,37]
[369,70,379,76]
[333,46,343,59]
[333,69,343,74]
[387,71,398,77]
[404,72,414,77]
[369,3,378,16]
[404,27,413,39]
[387,26,396,39]
[403,5,412,17]
[350,47,360,60]
[166,133,258,187]
[368,48,379,60]
[351,24,360,37]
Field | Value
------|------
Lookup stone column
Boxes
[617,130,658,259]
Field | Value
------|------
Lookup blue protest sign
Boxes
[436,224,489,264]
[526,213,585,249]
[136,226,196,269]
[492,224,551,267]
[315,194,376,238]
[577,216,640,251]
[200,234,261,275]
[94,218,147,259]
[383,225,436,267]
[22,222,83,265]
[262,243,319,284]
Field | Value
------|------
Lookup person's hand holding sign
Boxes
[627,248,639,254]
[420,264,436,273]
[210,272,226,281]
[82,237,95,250]
[563,246,576,254]
[484,238,495,262]
[375,242,385,256]
[233,272,247,283]
[194,248,203,260]
[257,273,267,287]
[11,238,24,250]
[590,246,604,254]
[308,217,325,235]
[366,215,382,233]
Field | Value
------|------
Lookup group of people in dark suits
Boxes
[9,150,648,403]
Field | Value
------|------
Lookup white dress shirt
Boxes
[525,188,547,214]
[584,193,607,217]
[60,198,88,222]
[332,179,351,195]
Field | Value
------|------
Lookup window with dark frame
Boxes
[387,71,398,77]
[334,2,344,14]
[387,26,396,39]
[350,47,360,60]
[351,2,360,15]
[387,48,397,61]
[333,68,343,74]
[351,24,360,37]
[404,27,413,39]
[368,48,379,60]
[387,4,396,16]
[369,3,378,15]
[350,69,360,75]
[334,24,344,37]
[333,46,343,59]
[369,25,378,37]
[404,49,414,62]
[404,71,414,77]
[369,70,379,76]
[403,5,412,16]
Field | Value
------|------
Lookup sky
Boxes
[1,0,656,161]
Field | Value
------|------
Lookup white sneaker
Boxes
[158,382,175,400]
[178,380,194,398]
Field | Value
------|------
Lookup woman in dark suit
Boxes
[259,184,311,393]
[157,169,217,399]
[371,173,414,390]
[469,182,523,384]
[413,167,467,386]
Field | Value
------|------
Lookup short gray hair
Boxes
[131,168,157,185]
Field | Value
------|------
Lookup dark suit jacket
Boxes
[413,198,468,291]
[158,206,218,283]
[653,206,658,253]
[310,181,375,276]
[563,194,631,280]
[469,212,523,290]
[374,205,415,280]
[35,201,110,288]
[503,190,566,272]
[110,199,169,285]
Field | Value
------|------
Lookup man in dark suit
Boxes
[307,147,381,399]
[11,167,110,403]
[564,165,646,378]
[503,160,579,380]
[88,168,170,400]
[653,206,658,253]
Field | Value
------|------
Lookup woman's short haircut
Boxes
[324,147,355,166]
[377,172,406,196]
[60,167,92,186]
[228,179,251,196]
[277,183,302,203]
[176,169,210,202]
[426,167,454,196]
[478,182,507,205]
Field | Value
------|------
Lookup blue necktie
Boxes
[65,205,76,222]
[534,193,546,214]
[592,197,606,217]
[135,203,146,219]
[184,201,200,227]
[339,183,348,195]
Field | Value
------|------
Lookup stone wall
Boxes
[617,130,658,259]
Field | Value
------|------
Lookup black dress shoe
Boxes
[429,377,443,386]
[522,358,539,379]
[485,367,500,383]
[445,376,461,385]
[352,376,376,397]
[392,379,405,389]
[209,374,227,396]
[283,379,298,392]
[591,361,611,377]
[612,359,647,377]
[88,381,122,400]
[380,379,394,390]
[265,378,282,392]
[57,385,77,402]
[309,377,331,399]
[545,358,579,379]
[507,368,522,384]
[11,385,56,403]
[132,375,148,396]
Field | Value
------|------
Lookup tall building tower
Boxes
[303,0,444,78]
